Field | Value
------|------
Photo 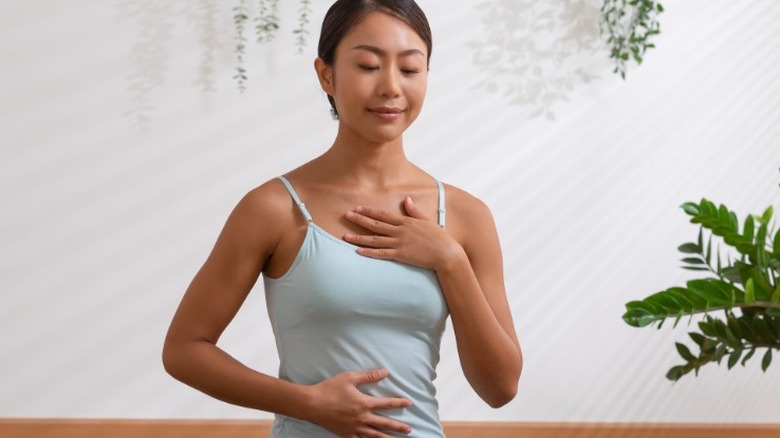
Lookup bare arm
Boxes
[162,181,412,437]
[343,191,522,407]
[162,183,308,414]
[435,195,522,407]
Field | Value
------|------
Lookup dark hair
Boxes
[318,0,433,118]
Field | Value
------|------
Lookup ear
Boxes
[314,57,335,96]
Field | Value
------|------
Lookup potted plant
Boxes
[623,174,780,381]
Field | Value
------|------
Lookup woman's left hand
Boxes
[343,197,464,272]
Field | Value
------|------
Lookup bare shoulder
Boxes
[441,183,498,250]
[240,178,294,217]
[221,178,298,253]
[443,183,493,217]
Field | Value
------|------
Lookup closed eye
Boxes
[359,65,379,71]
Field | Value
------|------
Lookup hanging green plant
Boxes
[231,0,312,91]
[600,0,664,79]
[623,172,780,381]
[231,0,665,91]
[256,0,282,43]
[233,0,250,92]
[293,0,313,54]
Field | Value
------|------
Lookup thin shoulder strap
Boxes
[436,180,446,228]
[278,176,312,222]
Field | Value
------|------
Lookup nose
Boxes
[378,68,402,98]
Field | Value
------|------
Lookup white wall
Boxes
[1,0,779,422]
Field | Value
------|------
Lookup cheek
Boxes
[407,77,428,103]
[334,73,370,101]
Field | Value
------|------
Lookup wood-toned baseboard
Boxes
[1,419,778,438]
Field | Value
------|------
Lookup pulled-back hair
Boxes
[317,0,432,118]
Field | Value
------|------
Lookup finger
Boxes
[343,233,395,248]
[354,205,403,226]
[365,414,412,435]
[345,210,394,234]
[355,247,395,260]
[367,395,413,410]
[352,368,389,385]
[403,196,428,220]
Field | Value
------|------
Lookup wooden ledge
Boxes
[0,419,778,438]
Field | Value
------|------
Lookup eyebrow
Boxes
[351,44,425,58]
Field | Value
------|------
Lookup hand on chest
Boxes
[300,184,440,238]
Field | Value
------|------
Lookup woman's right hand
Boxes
[305,368,413,438]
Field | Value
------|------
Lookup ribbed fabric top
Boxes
[263,176,449,437]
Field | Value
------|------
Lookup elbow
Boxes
[161,344,177,378]
[485,379,519,408]
[161,339,186,381]
[473,369,520,408]
[484,355,523,408]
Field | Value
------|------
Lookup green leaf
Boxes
[623,303,659,327]
[675,342,697,362]
[697,227,704,249]
[701,337,717,355]
[666,365,685,381]
[645,291,683,312]
[720,266,742,284]
[700,320,718,337]
[717,204,729,221]
[745,278,756,303]
[687,279,736,307]
[744,215,754,240]
[623,286,711,327]
[722,325,742,349]
[756,317,776,343]
[728,348,743,369]
[681,257,706,265]
[761,206,773,224]
[678,243,700,254]
[750,268,773,301]
[772,282,780,303]
[681,202,700,216]
[756,222,768,249]
[741,347,756,366]
[669,287,703,308]
[762,348,772,372]
[715,343,727,363]
[702,199,717,217]
[689,332,706,347]
[737,317,758,341]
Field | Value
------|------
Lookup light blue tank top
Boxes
[263,176,449,437]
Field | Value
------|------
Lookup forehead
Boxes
[338,11,427,56]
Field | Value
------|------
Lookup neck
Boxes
[320,127,412,188]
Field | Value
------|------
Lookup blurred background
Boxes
[1,0,778,422]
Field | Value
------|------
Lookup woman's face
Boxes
[318,12,429,145]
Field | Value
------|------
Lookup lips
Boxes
[370,106,403,113]
[368,106,405,120]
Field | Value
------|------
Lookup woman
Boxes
[162,0,522,436]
